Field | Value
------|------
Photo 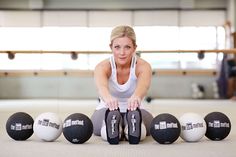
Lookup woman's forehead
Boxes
[112,36,133,44]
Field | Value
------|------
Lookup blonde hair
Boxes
[110,25,136,46]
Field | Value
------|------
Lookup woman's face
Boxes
[110,36,136,66]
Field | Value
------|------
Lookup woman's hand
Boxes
[128,96,141,111]
[104,96,119,111]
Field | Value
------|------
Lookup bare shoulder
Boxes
[95,58,111,76]
[135,56,152,78]
[136,56,152,72]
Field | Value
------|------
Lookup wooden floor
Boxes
[0,99,235,157]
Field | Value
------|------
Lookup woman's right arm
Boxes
[94,60,118,110]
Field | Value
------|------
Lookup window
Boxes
[138,26,225,69]
[0,26,225,70]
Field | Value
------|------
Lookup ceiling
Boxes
[0,0,228,10]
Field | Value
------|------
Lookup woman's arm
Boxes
[128,58,152,111]
[94,60,118,110]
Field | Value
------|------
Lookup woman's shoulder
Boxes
[96,58,110,67]
[136,56,151,67]
[136,56,152,73]
[95,58,112,74]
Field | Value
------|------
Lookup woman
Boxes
[91,25,153,144]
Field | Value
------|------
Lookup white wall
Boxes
[0,10,226,27]
[0,75,217,99]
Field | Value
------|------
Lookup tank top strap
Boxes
[131,55,137,69]
[110,56,116,70]
[110,55,136,68]
[110,55,137,76]
[130,55,137,77]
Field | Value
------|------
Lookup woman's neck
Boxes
[116,61,131,70]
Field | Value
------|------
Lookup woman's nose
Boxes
[120,48,125,54]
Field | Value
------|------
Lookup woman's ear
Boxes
[109,43,112,50]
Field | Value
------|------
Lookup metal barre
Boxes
[0,69,217,77]
[0,49,236,54]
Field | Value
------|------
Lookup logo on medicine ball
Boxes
[207,121,230,128]
[154,121,179,130]
[37,119,60,129]
[63,119,84,128]
[10,123,32,131]
[182,122,204,130]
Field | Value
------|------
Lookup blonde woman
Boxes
[91,25,153,144]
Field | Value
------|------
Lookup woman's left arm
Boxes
[128,58,152,110]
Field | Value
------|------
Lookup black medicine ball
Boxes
[63,113,93,144]
[204,112,231,141]
[6,112,34,141]
[150,113,181,144]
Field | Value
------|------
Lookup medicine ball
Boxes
[101,121,123,141]
[6,112,34,141]
[204,112,231,141]
[63,113,93,144]
[150,113,181,144]
[179,112,206,142]
[124,123,146,141]
[33,112,63,142]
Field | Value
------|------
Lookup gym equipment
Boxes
[101,120,123,141]
[198,51,205,60]
[204,112,231,141]
[145,97,152,103]
[124,123,146,141]
[150,113,180,144]
[7,52,15,60]
[33,112,62,142]
[6,112,34,141]
[63,113,93,144]
[191,83,205,99]
[71,52,78,60]
[179,112,206,142]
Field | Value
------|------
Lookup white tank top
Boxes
[96,55,143,113]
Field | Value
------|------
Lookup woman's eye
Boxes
[125,46,131,49]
